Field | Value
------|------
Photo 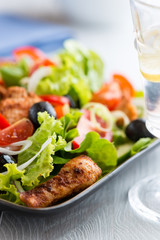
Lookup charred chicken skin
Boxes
[20,155,102,208]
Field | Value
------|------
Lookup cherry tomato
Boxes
[40,95,70,106]
[13,46,46,62]
[91,81,122,110]
[0,114,10,130]
[30,58,56,76]
[0,118,34,146]
[112,74,135,99]
[54,104,70,119]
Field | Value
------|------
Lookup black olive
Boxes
[125,119,155,142]
[65,95,77,108]
[0,154,15,173]
[29,101,57,128]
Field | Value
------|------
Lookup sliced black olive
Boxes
[29,101,57,128]
[65,95,77,108]
[0,154,15,173]
[125,119,154,142]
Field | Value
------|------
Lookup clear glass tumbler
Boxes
[129,0,160,223]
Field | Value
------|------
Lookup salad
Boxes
[0,40,154,208]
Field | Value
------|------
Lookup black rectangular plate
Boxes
[0,140,159,216]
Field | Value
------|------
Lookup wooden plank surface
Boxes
[1,146,160,240]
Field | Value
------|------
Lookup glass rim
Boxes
[134,0,160,9]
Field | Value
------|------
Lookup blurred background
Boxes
[0,0,141,88]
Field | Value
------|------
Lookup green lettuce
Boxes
[64,132,117,174]
[131,138,154,156]
[18,112,66,187]
[18,111,81,187]
[0,58,29,87]
[36,40,103,107]
[59,40,104,92]
[0,164,24,204]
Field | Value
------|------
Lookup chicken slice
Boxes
[20,155,102,208]
[0,86,41,124]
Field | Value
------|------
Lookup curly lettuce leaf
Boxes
[18,112,67,187]
[21,142,54,187]
[18,111,81,187]
[0,164,25,203]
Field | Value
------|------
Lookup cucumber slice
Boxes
[117,143,133,165]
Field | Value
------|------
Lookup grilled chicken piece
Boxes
[20,155,102,208]
[0,87,41,124]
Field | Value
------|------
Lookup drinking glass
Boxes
[129,0,160,223]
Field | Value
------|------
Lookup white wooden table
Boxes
[1,146,160,240]
[1,1,160,239]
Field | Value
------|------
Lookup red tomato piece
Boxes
[13,46,46,62]
[112,74,135,99]
[40,95,70,106]
[91,81,122,110]
[54,104,70,119]
[0,118,34,146]
[0,114,10,130]
[30,58,56,76]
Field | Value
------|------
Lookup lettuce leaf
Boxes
[17,111,81,187]
[18,112,66,187]
[59,40,104,92]
[64,132,117,173]
[131,138,154,156]
[0,164,24,204]
[0,58,29,87]
[21,142,54,187]
[35,40,103,107]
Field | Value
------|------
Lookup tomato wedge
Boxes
[112,74,135,99]
[40,95,70,106]
[91,81,122,110]
[0,114,10,130]
[13,46,46,62]
[0,118,34,146]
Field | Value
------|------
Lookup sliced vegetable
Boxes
[112,74,135,99]
[40,95,70,106]
[0,140,32,156]
[30,58,56,75]
[0,119,34,146]
[13,46,46,62]
[0,58,29,87]
[131,138,154,156]
[0,114,10,129]
[28,66,52,93]
[111,110,130,127]
[91,81,122,110]
[54,104,70,119]
[83,102,114,132]
[72,107,113,149]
